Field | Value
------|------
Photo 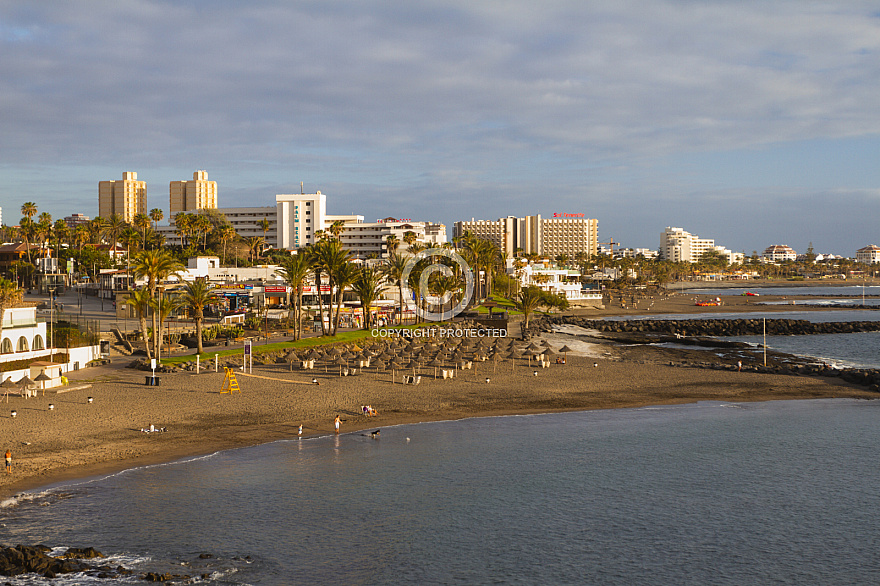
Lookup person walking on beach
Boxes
[334,415,340,434]
[298,424,303,437]
[5,449,11,474]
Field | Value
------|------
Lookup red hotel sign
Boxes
[552,213,585,218]
[264,286,287,293]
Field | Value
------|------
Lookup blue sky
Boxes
[1,0,878,255]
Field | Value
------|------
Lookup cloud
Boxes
[1,1,879,253]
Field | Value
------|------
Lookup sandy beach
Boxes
[1,288,878,499]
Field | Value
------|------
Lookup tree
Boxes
[309,239,352,336]
[20,202,38,265]
[128,287,154,360]
[152,295,181,357]
[258,217,270,243]
[149,208,164,231]
[246,236,265,264]
[179,279,219,355]
[328,220,346,240]
[218,224,237,266]
[385,253,410,325]
[352,266,385,330]
[174,213,192,247]
[133,213,151,248]
[0,278,23,348]
[100,214,127,262]
[332,256,359,335]
[132,249,184,359]
[515,286,543,329]
[277,253,312,340]
[385,234,400,256]
[402,231,417,249]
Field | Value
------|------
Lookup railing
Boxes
[2,316,39,329]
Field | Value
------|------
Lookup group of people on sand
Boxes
[140,424,168,433]
[362,405,379,417]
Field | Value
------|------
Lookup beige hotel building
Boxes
[170,170,218,215]
[98,171,147,222]
[454,215,598,259]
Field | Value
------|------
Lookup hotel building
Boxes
[453,215,598,259]
[98,172,147,222]
[762,245,797,262]
[856,245,880,264]
[660,227,743,264]
[170,170,218,214]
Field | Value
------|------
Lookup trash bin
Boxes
[144,376,161,386]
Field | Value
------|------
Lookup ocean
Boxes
[4,399,880,585]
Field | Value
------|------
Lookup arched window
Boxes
[17,337,29,352]
[1,339,12,354]
[32,335,45,351]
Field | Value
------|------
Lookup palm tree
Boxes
[218,224,237,266]
[149,208,164,232]
[328,220,346,240]
[0,277,23,346]
[258,217,270,244]
[277,253,312,340]
[52,219,70,256]
[174,213,192,248]
[19,202,38,260]
[100,214,127,262]
[309,239,352,336]
[179,280,219,355]
[385,234,400,256]
[73,224,90,253]
[515,286,544,329]
[133,213,151,248]
[385,253,410,325]
[152,295,182,357]
[352,266,386,329]
[128,287,154,360]
[247,236,265,264]
[333,261,359,334]
[132,249,184,359]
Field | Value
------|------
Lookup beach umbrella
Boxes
[541,340,552,348]
[332,356,348,376]
[389,359,404,384]
[1,377,16,403]
[558,345,573,361]
[372,359,386,375]
[527,342,541,351]
[34,371,51,395]
[17,376,34,398]
[428,358,444,378]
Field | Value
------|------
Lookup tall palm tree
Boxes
[179,280,219,355]
[149,208,164,232]
[152,295,182,357]
[352,266,386,330]
[246,236,265,264]
[277,253,312,340]
[174,213,192,248]
[73,224,90,253]
[0,277,23,346]
[309,239,352,336]
[385,253,410,325]
[19,202,38,263]
[218,224,236,266]
[402,231,417,250]
[133,213,151,248]
[333,260,359,334]
[258,217,270,243]
[128,287,154,360]
[132,249,184,359]
[53,219,70,256]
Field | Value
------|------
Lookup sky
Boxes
[1,0,879,255]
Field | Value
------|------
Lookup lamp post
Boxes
[49,287,55,350]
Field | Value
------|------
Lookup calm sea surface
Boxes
[3,400,880,585]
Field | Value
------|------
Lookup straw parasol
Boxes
[558,345,573,361]
[389,359,404,384]
[1,377,16,403]
[34,371,51,396]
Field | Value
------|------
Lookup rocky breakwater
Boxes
[536,316,880,337]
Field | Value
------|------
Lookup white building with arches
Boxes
[1,306,48,357]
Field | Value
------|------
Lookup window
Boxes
[17,336,29,352]
[33,335,44,350]
[1,339,11,354]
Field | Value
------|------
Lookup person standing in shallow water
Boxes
[334,415,340,434]
[5,449,11,474]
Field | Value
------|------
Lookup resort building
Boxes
[660,227,742,264]
[337,218,447,258]
[63,213,90,230]
[763,245,797,262]
[169,170,218,214]
[508,260,603,307]
[454,215,598,259]
[856,245,880,264]
[98,172,147,222]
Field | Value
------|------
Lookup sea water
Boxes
[3,400,880,585]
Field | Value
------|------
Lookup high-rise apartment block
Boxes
[98,172,147,222]
[170,170,217,214]
[454,215,598,259]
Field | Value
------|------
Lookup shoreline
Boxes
[3,290,880,501]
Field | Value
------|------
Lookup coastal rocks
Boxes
[0,544,112,579]
[143,571,192,581]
